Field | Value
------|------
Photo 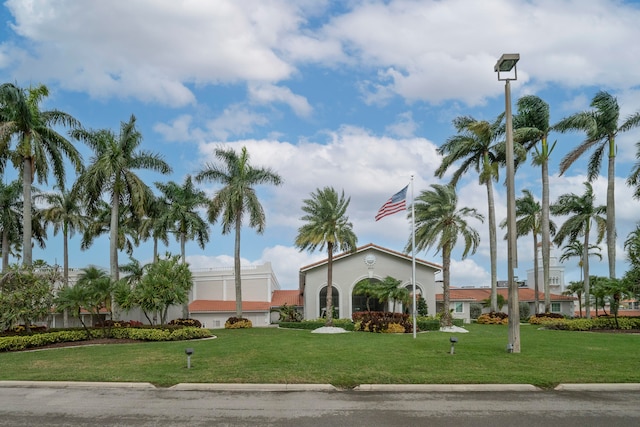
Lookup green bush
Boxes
[0,330,87,352]
[352,311,413,333]
[477,312,508,325]
[519,303,530,322]
[168,318,203,328]
[225,317,253,329]
[469,304,483,320]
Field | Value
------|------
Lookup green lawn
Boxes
[1,324,638,388]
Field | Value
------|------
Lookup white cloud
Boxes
[248,83,313,117]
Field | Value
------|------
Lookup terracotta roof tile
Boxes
[435,287,576,302]
[271,290,303,307]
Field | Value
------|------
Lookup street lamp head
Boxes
[495,53,520,81]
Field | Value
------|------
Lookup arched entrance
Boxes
[352,278,385,313]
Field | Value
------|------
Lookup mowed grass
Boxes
[1,324,639,388]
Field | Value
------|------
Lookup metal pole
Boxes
[411,175,417,339]
[505,79,520,353]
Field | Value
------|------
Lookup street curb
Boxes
[354,384,540,392]
[0,381,156,389]
[169,383,338,391]
[554,383,640,391]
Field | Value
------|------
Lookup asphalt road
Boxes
[1,383,639,426]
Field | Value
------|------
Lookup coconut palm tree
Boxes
[41,186,89,288]
[500,189,556,313]
[551,182,606,319]
[0,179,23,272]
[513,95,556,314]
[559,240,602,282]
[71,115,171,282]
[138,192,171,263]
[407,183,483,327]
[155,175,209,263]
[295,187,357,327]
[196,146,282,318]
[0,83,82,266]
[555,91,640,280]
[436,115,503,312]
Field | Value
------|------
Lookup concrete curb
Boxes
[0,381,156,389]
[554,383,640,392]
[354,384,540,392]
[2,381,639,392]
[169,383,338,391]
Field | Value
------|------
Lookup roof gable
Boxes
[299,243,442,272]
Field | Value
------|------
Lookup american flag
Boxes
[375,185,408,221]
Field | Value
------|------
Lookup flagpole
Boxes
[411,175,417,339]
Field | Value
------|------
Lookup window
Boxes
[319,286,340,318]
[551,302,561,313]
[454,302,464,313]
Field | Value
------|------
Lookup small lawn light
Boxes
[185,348,194,369]
[506,343,514,353]
[449,336,458,355]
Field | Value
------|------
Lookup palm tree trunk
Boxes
[533,234,540,314]
[583,233,591,319]
[486,180,498,312]
[441,244,452,327]
[541,156,551,312]
[234,218,243,318]
[607,148,616,279]
[110,195,120,283]
[1,229,9,272]
[22,157,33,267]
[63,226,69,328]
[325,242,334,327]
[180,232,188,318]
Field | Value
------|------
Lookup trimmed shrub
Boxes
[225,317,253,329]
[169,318,203,328]
[477,311,508,325]
[519,303,530,322]
[469,304,483,320]
[352,311,413,333]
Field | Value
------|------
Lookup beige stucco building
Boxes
[299,243,442,320]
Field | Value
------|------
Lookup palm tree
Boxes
[295,187,357,327]
[559,240,602,282]
[41,186,89,289]
[551,182,606,319]
[0,179,23,272]
[138,192,171,263]
[0,83,82,266]
[555,91,640,280]
[71,115,172,282]
[436,115,503,312]
[624,225,640,267]
[513,95,556,314]
[407,183,483,327]
[500,189,556,314]
[563,280,584,317]
[155,175,209,263]
[196,146,282,318]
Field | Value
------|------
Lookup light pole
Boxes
[495,53,521,353]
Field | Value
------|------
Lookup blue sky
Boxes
[2,0,640,290]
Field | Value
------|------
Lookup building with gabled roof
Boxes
[299,243,442,320]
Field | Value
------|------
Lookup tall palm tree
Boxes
[138,192,171,263]
[81,201,142,260]
[624,225,640,267]
[155,175,209,263]
[196,146,282,318]
[559,240,602,282]
[0,83,82,266]
[555,91,640,280]
[295,187,357,327]
[0,179,23,272]
[72,115,171,282]
[500,189,556,314]
[513,95,556,313]
[407,184,483,327]
[551,182,606,319]
[436,115,503,311]
[41,186,89,288]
